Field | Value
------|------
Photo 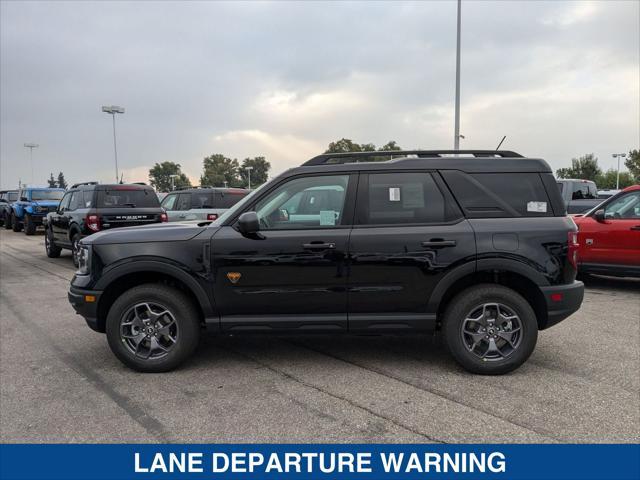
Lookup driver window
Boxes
[604,191,640,219]
[58,192,72,212]
[254,175,349,230]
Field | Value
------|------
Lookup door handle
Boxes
[421,239,457,248]
[630,226,640,231]
[302,242,336,250]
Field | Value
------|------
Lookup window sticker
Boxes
[319,210,336,226]
[527,201,547,213]
[389,187,401,202]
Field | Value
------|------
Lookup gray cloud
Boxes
[1,0,638,188]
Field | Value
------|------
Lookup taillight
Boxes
[160,212,168,222]
[568,231,579,269]
[86,214,100,232]
[207,213,218,221]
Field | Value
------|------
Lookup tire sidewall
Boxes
[443,284,538,375]
[105,285,200,372]
[11,213,21,232]
[24,214,35,235]
[45,227,61,257]
[71,233,81,267]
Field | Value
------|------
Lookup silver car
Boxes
[160,188,249,222]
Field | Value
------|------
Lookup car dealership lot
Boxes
[0,228,638,444]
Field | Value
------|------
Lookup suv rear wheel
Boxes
[11,213,22,232]
[443,284,538,375]
[45,227,62,258]
[106,284,201,372]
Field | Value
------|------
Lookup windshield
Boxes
[31,190,65,201]
[214,181,274,225]
[98,188,160,208]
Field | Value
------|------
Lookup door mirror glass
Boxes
[238,211,260,235]
[20,197,28,202]
[594,209,605,222]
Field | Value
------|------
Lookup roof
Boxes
[293,149,552,175]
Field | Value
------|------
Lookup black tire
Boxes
[45,227,62,258]
[71,232,81,267]
[11,213,22,232]
[4,213,12,230]
[24,214,36,235]
[106,284,201,372]
[442,284,538,375]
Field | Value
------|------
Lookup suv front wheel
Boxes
[106,284,201,372]
[443,284,538,375]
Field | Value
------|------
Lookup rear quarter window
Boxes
[441,171,553,218]
[214,190,249,209]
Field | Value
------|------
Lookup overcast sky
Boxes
[1,0,638,189]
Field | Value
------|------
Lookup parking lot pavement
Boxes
[0,228,638,444]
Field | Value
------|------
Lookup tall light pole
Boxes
[23,143,39,184]
[244,166,254,190]
[453,0,462,151]
[612,153,627,190]
[102,105,125,182]
[169,174,179,191]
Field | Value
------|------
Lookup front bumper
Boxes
[540,281,584,329]
[68,286,103,332]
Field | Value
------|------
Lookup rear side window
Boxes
[214,190,248,209]
[97,189,160,208]
[442,171,553,217]
[7,192,18,202]
[358,172,452,225]
[68,191,84,210]
[176,193,191,211]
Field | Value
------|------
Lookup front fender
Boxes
[92,258,215,318]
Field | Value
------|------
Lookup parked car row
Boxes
[1,183,250,267]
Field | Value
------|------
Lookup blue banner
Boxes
[1,444,638,480]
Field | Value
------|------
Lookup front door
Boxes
[581,189,640,268]
[212,173,356,332]
[51,191,73,244]
[348,171,476,331]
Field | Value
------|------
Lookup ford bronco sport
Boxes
[45,182,167,267]
[68,150,584,374]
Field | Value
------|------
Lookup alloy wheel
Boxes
[460,303,522,361]
[120,302,179,360]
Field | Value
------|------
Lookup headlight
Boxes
[77,245,91,275]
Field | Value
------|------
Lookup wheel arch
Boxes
[429,261,549,330]
[94,261,215,333]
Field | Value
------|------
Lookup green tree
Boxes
[325,138,365,153]
[625,149,640,182]
[47,173,57,188]
[239,156,271,189]
[595,169,635,190]
[149,161,191,192]
[379,140,402,151]
[57,172,67,189]
[555,154,602,182]
[200,154,240,187]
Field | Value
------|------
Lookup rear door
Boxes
[97,187,163,229]
[348,171,475,331]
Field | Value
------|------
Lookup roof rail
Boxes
[70,181,99,189]
[302,150,524,166]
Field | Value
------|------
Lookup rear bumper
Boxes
[68,286,103,332]
[540,281,584,329]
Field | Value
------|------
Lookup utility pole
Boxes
[101,105,125,182]
[612,153,627,190]
[453,0,462,150]
[23,143,39,184]
[244,166,254,190]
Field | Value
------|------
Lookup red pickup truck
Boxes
[573,185,640,277]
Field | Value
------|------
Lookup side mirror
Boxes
[594,209,606,222]
[237,211,260,235]
[20,197,28,202]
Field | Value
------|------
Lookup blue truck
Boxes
[11,187,66,235]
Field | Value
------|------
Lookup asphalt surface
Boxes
[0,228,638,443]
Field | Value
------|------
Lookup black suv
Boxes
[68,150,584,374]
[45,182,167,266]
[0,190,19,228]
